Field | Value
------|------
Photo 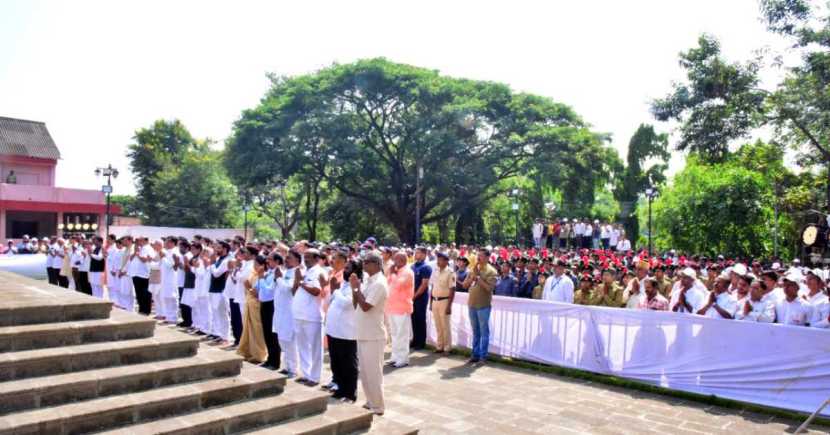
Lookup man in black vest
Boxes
[89,236,106,299]
[208,241,231,345]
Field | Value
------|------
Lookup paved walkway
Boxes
[321,350,829,435]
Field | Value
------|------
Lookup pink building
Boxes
[0,116,118,241]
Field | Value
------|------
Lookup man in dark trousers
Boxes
[410,246,432,350]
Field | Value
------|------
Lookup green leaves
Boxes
[227,58,611,243]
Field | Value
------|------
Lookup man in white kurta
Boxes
[670,268,708,314]
[159,238,181,324]
[275,252,300,377]
[292,249,327,386]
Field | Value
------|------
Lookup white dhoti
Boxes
[209,292,229,340]
[161,283,179,323]
[388,313,412,365]
[294,319,323,383]
[192,295,211,332]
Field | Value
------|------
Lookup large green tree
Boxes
[653,0,830,206]
[127,120,196,222]
[648,155,774,257]
[613,124,669,244]
[151,151,239,228]
[127,120,240,228]
[226,58,615,244]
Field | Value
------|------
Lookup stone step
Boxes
[0,271,112,326]
[0,327,199,382]
[246,402,374,434]
[0,309,155,352]
[95,383,330,435]
[0,363,286,435]
[0,345,243,414]
[357,417,419,435]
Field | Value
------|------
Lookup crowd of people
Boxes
[31,231,830,416]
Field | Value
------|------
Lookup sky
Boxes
[0,0,789,195]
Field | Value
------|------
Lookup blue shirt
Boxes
[256,269,276,302]
[456,268,469,293]
[412,261,432,302]
[494,273,518,297]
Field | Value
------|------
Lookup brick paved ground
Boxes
[316,350,830,434]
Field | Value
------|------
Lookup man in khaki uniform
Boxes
[429,252,456,354]
[462,248,497,365]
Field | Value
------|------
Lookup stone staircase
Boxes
[0,271,417,435]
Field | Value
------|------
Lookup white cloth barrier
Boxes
[429,292,830,415]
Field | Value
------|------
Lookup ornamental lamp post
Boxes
[94,164,119,237]
[645,187,659,255]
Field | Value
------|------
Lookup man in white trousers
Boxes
[384,252,413,368]
[292,248,327,387]
[88,236,106,299]
[276,249,301,378]
[160,237,181,325]
[208,241,232,345]
[352,251,388,416]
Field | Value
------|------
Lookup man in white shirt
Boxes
[573,220,584,250]
[736,279,776,323]
[616,236,631,253]
[532,219,544,249]
[697,272,737,319]
[208,241,232,344]
[129,237,154,315]
[107,239,123,308]
[118,236,136,312]
[670,268,708,314]
[542,260,574,303]
[351,251,388,416]
[775,273,812,326]
[609,225,620,251]
[292,249,327,387]
[804,271,830,328]
[88,236,106,299]
[159,237,181,324]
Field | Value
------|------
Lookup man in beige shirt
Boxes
[429,252,456,354]
[351,252,388,415]
[463,248,497,365]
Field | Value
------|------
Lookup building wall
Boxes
[0,155,56,186]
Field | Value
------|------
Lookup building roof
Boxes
[0,116,61,160]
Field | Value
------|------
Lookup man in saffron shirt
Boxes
[386,252,414,367]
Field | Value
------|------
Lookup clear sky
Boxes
[0,0,786,195]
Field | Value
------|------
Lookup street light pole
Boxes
[95,164,119,237]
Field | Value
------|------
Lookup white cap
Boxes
[772,262,782,270]
[716,272,731,282]
[732,263,748,277]
[679,267,697,280]
[783,272,802,284]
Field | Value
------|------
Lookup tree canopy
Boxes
[226,58,617,243]
[127,120,240,228]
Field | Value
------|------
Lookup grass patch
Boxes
[429,344,829,427]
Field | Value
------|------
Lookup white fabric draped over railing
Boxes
[428,292,830,415]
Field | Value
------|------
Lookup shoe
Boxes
[283,371,296,379]
[384,361,397,367]
[475,359,486,367]
[194,331,207,336]
[304,381,319,387]
[339,397,356,404]
[295,377,309,384]
[393,362,408,369]
[466,358,479,365]
[259,362,277,370]
[321,382,337,391]
[278,369,290,375]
